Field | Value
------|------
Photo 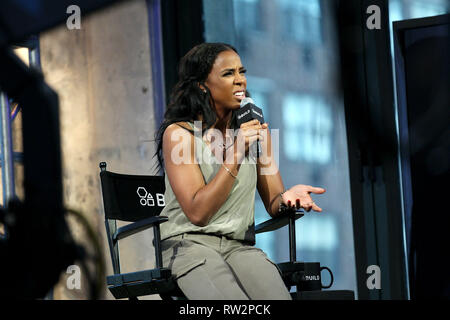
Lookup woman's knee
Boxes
[226,248,292,300]
[162,239,249,299]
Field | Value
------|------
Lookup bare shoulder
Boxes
[164,121,193,136]
[163,122,195,150]
[174,121,193,131]
[163,122,197,167]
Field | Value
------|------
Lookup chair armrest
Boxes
[113,216,169,241]
[255,209,304,234]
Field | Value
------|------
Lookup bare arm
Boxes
[163,121,263,226]
[256,126,285,217]
[257,124,326,217]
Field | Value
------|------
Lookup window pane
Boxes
[203,0,357,293]
[387,0,449,296]
[388,0,448,58]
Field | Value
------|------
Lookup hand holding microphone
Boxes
[234,120,268,163]
[236,97,267,160]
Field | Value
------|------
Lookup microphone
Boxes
[237,97,265,158]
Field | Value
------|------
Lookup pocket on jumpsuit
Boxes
[173,258,207,280]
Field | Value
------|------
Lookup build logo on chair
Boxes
[137,187,165,207]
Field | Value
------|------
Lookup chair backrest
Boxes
[99,162,166,274]
[99,162,166,222]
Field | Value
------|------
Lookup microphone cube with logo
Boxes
[237,97,265,127]
[237,97,265,159]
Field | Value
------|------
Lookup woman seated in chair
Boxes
[155,42,325,300]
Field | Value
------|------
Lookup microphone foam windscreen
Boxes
[240,97,254,108]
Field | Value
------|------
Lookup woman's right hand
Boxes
[234,119,268,163]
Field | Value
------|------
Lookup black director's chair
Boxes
[99,161,182,300]
[99,162,353,300]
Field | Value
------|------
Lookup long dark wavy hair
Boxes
[153,43,242,173]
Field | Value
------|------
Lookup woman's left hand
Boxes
[282,184,326,212]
